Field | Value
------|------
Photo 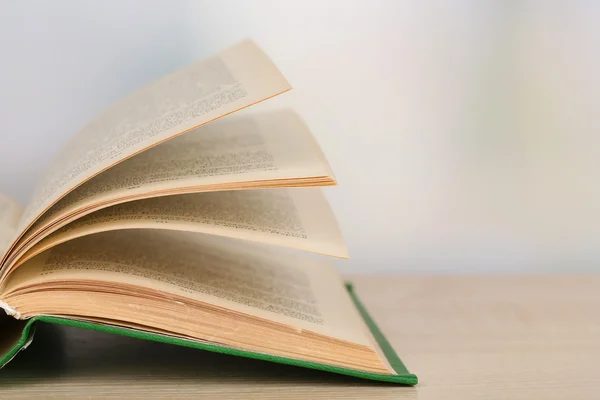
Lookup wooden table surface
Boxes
[1,275,599,399]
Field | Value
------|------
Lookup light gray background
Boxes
[1,1,598,273]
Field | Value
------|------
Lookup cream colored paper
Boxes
[15,188,347,268]
[5,230,368,346]
[11,110,333,266]
[14,40,291,243]
[0,195,23,261]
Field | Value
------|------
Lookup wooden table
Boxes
[1,276,599,399]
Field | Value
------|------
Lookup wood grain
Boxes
[1,275,599,399]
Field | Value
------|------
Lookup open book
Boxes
[0,41,416,385]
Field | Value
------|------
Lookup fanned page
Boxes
[14,188,348,269]
[4,230,370,349]
[6,110,334,271]
[0,195,23,260]
[5,40,291,263]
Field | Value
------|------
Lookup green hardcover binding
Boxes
[0,283,417,385]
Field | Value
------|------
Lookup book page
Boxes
[18,110,332,250]
[15,40,291,239]
[0,195,23,261]
[16,188,347,268]
[5,230,368,346]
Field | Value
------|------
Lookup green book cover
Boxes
[0,283,417,385]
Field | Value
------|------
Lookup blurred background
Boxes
[0,1,598,273]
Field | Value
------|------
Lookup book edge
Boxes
[0,285,417,385]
